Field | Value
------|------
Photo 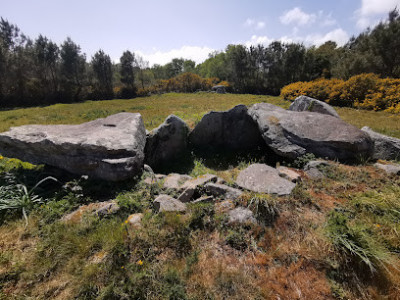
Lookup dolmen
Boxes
[0,96,397,182]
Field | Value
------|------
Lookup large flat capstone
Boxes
[248,103,373,161]
[0,113,146,181]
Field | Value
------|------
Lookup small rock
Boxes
[374,163,400,175]
[143,174,165,185]
[277,166,301,183]
[236,164,296,196]
[153,194,186,212]
[192,196,215,204]
[177,186,196,202]
[211,85,227,93]
[89,250,108,264]
[163,173,192,190]
[216,177,226,184]
[180,174,217,190]
[62,200,120,223]
[228,207,257,225]
[304,160,331,179]
[361,126,400,161]
[288,95,340,118]
[215,200,235,213]
[178,174,218,202]
[127,213,144,228]
[205,183,243,200]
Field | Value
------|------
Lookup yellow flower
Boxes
[124,220,129,224]
[0,155,3,160]
[376,224,381,228]
[121,266,124,269]
[137,260,143,266]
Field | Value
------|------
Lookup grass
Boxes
[0,93,398,138]
[0,93,287,132]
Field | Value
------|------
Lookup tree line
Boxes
[0,9,399,108]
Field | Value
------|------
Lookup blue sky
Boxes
[2,0,399,65]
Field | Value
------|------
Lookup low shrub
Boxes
[137,73,230,96]
[281,73,400,112]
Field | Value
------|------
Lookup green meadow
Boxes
[1,93,399,138]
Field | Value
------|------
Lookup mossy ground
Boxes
[0,94,399,299]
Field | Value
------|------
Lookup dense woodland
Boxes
[0,9,399,108]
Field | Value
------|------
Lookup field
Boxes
[1,93,400,138]
[0,93,400,299]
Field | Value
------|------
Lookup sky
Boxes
[2,0,400,66]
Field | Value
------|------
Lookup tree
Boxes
[119,50,136,98]
[134,55,150,89]
[34,35,59,100]
[60,37,86,102]
[369,9,400,77]
[91,49,113,99]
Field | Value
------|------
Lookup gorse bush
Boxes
[281,73,400,112]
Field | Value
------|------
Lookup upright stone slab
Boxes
[248,103,373,161]
[145,115,190,169]
[361,126,400,161]
[189,105,265,152]
[0,113,146,181]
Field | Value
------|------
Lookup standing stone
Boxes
[248,103,373,161]
[361,127,400,161]
[0,113,146,181]
[145,115,190,169]
[236,164,296,196]
[189,105,265,152]
[289,95,340,118]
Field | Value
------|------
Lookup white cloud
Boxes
[244,18,266,30]
[135,46,215,66]
[256,21,266,29]
[305,28,349,47]
[360,0,400,16]
[244,35,273,47]
[244,28,349,49]
[244,18,255,27]
[280,7,317,26]
[320,12,337,27]
[355,0,400,28]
